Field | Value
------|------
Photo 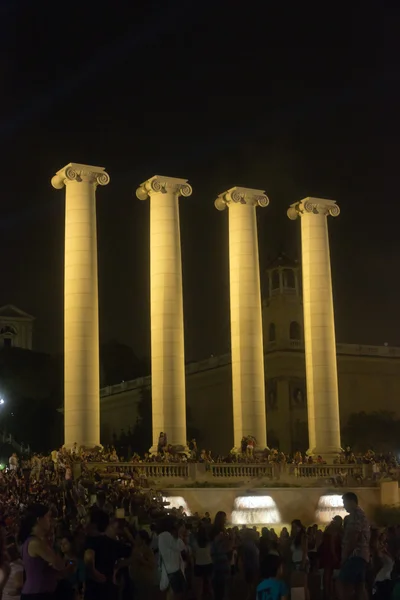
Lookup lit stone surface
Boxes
[316,494,347,523]
[136,176,192,451]
[51,163,110,448]
[380,481,399,506]
[288,198,341,457]
[215,187,269,449]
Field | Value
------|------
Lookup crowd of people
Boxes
[0,444,398,599]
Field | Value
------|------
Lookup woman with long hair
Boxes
[18,503,66,599]
[290,519,309,600]
[192,523,213,600]
[57,534,85,600]
[210,512,232,600]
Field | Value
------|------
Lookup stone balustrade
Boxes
[84,461,376,486]
[294,464,365,478]
[209,463,275,479]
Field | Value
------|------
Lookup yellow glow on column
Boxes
[288,198,341,457]
[215,187,269,450]
[136,176,192,451]
[52,163,110,449]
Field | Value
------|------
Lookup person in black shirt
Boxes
[84,509,129,600]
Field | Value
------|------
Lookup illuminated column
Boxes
[51,163,110,449]
[136,176,192,452]
[215,187,269,450]
[288,198,341,457]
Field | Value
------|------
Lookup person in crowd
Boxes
[92,491,113,515]
[210,511,232,600]
[9,453,18,472]
[2,535,23,600]
[192,522,213,600]
[237,528,259,600]
[338,491,370,600]
[157,432,167,454]
[373,530,394,600]
[57,533,85,600]
[158,516,187,600]
[0,529,11,597]
[319,515,343,600]
[290,519,309,600]
[257,554,288,600]
[84,509,129,600]
[18,503,67,599]
[130,529,157,600]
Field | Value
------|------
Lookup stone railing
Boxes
[209,463,274,479]
[86,462,190,478]
[84,461,375,486]
[294,464,367,479]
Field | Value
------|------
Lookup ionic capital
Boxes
[214,186,269,211]
[51,163,110,190]
[136,175,192,201]
[287,197,340,220]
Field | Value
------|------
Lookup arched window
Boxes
[271,270,280,290]
[283,269,295,288]
[269,323,276,342]
[0,325,16,336]
[290,321,301,340]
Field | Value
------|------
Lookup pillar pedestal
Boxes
[288,198,342,459]
[136,176,191,453]
[215,187,269,450]
[51,163,109,449]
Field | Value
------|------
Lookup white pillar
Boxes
[136,175,192,452]
[288,197,341,457]
[51,163,109,449]
[215,187,269,450]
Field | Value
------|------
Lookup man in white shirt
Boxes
[8,453,18,471]
[158,517,186,599]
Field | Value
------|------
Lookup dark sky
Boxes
[0,1,396,359]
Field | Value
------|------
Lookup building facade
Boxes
[100,256,400,453]
[0,305,34,350]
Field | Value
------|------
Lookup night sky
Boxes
[0,1,395,360]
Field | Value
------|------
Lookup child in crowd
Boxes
[256,555,288,600]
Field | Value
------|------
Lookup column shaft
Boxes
[288,197,341,458]
[136,176,192,452]
[150,192,186,448]
[64,180,100,447]
[229,203,266,448]
[52,163,109,449]
[215,186,269,450]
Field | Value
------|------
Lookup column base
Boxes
[230,445,270,456]
[149,444,190,457]
[307,446,343,463]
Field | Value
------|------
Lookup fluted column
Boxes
[136,175,192,452]
[52,163,109,448]
[215,187,269,450]
[288,197,341,457]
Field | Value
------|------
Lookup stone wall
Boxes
[99,346,400,453]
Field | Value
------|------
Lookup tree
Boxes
[0,348,63,452]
